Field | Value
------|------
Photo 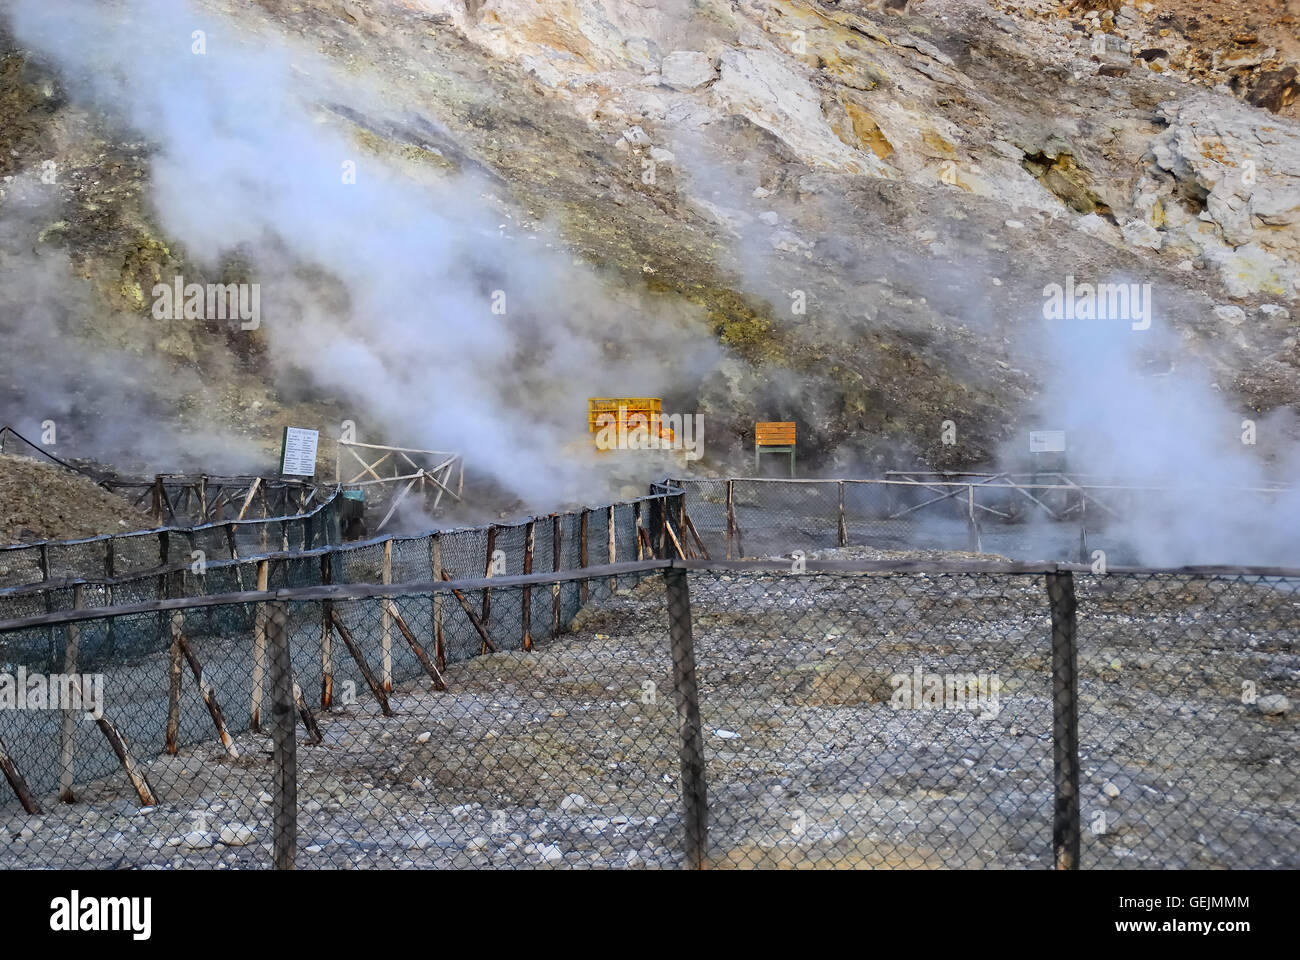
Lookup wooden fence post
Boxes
[521,520,535,651]
[165,611,184,755]
[268,601,297,870]
[838,481,848,547]
[320,554,333,709]
[481,525,497,656]
[725,480,735,560]
[251,559,269,732]
[431,534,445,672]
[665,567,707,870]
[551,514,562,640]
[607,505,617,594]
[381,540,393,692]
[1047,571,1080,870]
[57,584,83,802]
[579,510,590,605]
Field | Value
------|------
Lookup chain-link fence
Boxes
[0,560,1295,869]
[665,477,1300,568]
[0,488,345,590]
[0,490,680,628]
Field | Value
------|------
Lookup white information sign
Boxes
[280,427,319,476]
[1028,430,1066,454]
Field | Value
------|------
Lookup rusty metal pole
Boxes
[268,601,297,870]
[1047,571,1080,870]
[665,567,707,870]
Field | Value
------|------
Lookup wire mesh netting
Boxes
[0,492,344,590]
[0,563,1294,870]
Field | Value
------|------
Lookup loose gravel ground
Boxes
[2,558,1296,869]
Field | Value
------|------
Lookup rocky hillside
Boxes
[1,0,1297,490]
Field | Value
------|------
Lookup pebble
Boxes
[1213,305,1246,326]
[218,824,257,847]
[415,731,432,744]
[1102,781,1121,798]
[180,831,214,849]
[560,794,586,812]
[1257,695,1290,716]
[531,843,564,863]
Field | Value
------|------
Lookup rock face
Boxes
[660,51,714,90]
[713,48,890,175]
[1141,94,1300,296]
[2,0,1300,479]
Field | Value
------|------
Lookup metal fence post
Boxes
[1046,571,1080,870]
[665,567,707,870]
[268,601,297,870]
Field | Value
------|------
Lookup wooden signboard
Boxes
[755,422,796,446]
[755,421,796,476]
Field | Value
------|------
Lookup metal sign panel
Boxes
[1028,430,1066,453]
[280,426,319,476]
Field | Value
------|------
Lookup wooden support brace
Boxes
[292,681,323,744]
[683,512,711,561]
[173,622,239,759]
[440,572,500,653]
[389,604,447,691]
[329,608,393,717]
[0,735,41,815]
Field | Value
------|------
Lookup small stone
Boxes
[218,824,256,847]
[305,845,323,854]
[1102,781,1121,798]
[758,211,779,226]
[408,830,439,849]
[1214,305,1247,326]
[1005,219,1025,229]
[180,831,214,849]
[660,51,716,90]
[1257,695,1290,716]
[714,729,740,740]
[532,843,564,863]
[1121,218,1162,249]
[560,793,586,812]
[622,126,652,147]
[1259,304,1291,321]
[649,147,675,164]
[415,731,432,744]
